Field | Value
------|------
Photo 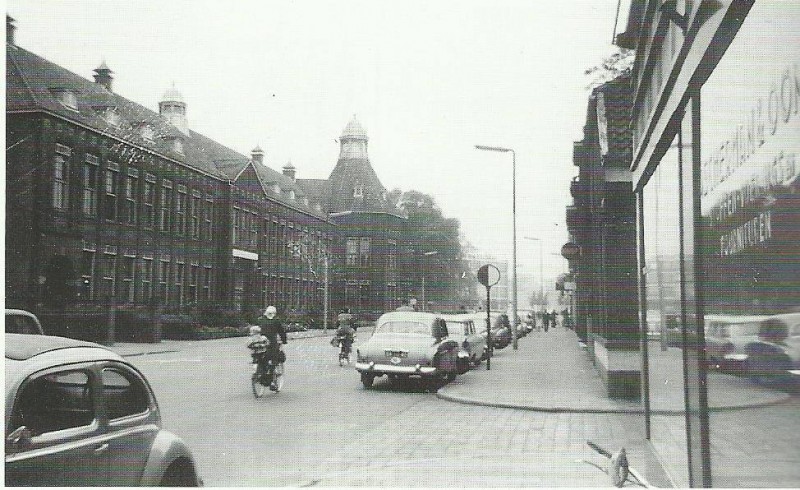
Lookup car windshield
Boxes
[377,321,431,336]
[445,322,465,336]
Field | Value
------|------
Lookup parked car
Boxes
[5,309,44,335]
[5,333,202,486]
[743,313,800,382]
[703,314,766,372]
[443,313,487,368]
[355,311,461,388]
[472,312,512,350]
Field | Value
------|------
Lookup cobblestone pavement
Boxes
[299,396,652,487]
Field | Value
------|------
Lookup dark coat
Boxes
[257,316,287,346]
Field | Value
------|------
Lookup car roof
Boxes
[5,309,40,318]
[376,311,441,324]
[5,333,114,361]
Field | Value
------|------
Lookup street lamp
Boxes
[475,144,518,349]
[421,250,438,311]
[524,237,544,315]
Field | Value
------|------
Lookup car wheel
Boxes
[361,372,375,388]
[445,372,457,382]
[159,459,197,487]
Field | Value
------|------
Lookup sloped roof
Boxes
[7,44,227,179]
[296,178,331,212]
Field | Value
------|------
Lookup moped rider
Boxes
[257,306,287,389]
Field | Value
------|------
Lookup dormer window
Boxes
[303,197,309,206]
[140,125,155,142]
[172,138,184,154]
[353,183,364,198]
[273,184,281,194]
[288,190,296,200]
[96,107,122,128]
[51,88,78,110]
[315,203,322,212]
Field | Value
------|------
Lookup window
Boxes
[202,265,212,300]
[189,264,199,303]
[10,370,94,437]
[158,258,170,302]
[346,238,359,265]
[139,257,153,302]
[203,194,213,239]
[353,183,364,198]
[120,255,135,303]
[160,180,172,232]
[100,247,117,300]
[143,173,156,228]
[359,237,371,266]
[52,145,71,210]
[190,192,201,239]
[80,244,96,300]
[124,168,138,225]
[101,368,148,420]
[82,154,99,216]
[50,88,78,110]
[175,262,185,305]
[103,162,119,221]
[232,207,241,245]
[176,186,187,235]
[140,125,154,142]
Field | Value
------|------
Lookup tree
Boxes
[396,190,467,310]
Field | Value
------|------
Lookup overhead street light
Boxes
[475,144,518,350]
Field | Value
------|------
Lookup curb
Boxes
[435,389,794,414]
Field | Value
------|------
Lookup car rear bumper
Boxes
[355,361,438,375]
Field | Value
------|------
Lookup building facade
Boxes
[5,18,408,333]
[616,1,799,486]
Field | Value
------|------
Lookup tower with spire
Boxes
[326,115,392,213]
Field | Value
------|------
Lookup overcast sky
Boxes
[7,0,628,297]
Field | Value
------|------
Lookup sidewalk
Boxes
[107,328,335,357]
[437,326,790,413]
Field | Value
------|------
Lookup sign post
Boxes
[477,264,501,370]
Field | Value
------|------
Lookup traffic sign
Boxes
[477,264,501,287]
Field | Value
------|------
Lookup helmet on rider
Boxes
[264,305,277,320]
[249,325,262,335]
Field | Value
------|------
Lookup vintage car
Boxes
[471,312,511,350]
[743,313,800,382]
[355,311,461,388]
[5,309,45,335]
[5,334,202,486]
[443,313,487,368]
[703,314,766,372]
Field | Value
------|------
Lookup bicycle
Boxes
[251,345,285,398]
[332,335,355,366]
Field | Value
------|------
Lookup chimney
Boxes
[93,60,113,92]
[282,161,296,181]
[7,15,16,46]
[251,146,264,165]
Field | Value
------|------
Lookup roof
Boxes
[229,160,328,219]
[7,44,229,179]
[5,333,109,361]
[340,115,368,140]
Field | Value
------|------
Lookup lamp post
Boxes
[524,237,544,314]
[475,145,518,349]
[421,250,438,311]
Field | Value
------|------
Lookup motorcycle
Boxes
[251,344,285,398]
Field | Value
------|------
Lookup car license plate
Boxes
[384,350,407,358]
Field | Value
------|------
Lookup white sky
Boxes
[6,0,627,298]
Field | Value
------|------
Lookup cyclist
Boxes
[334,316,356,359]
[257,306,287,389]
